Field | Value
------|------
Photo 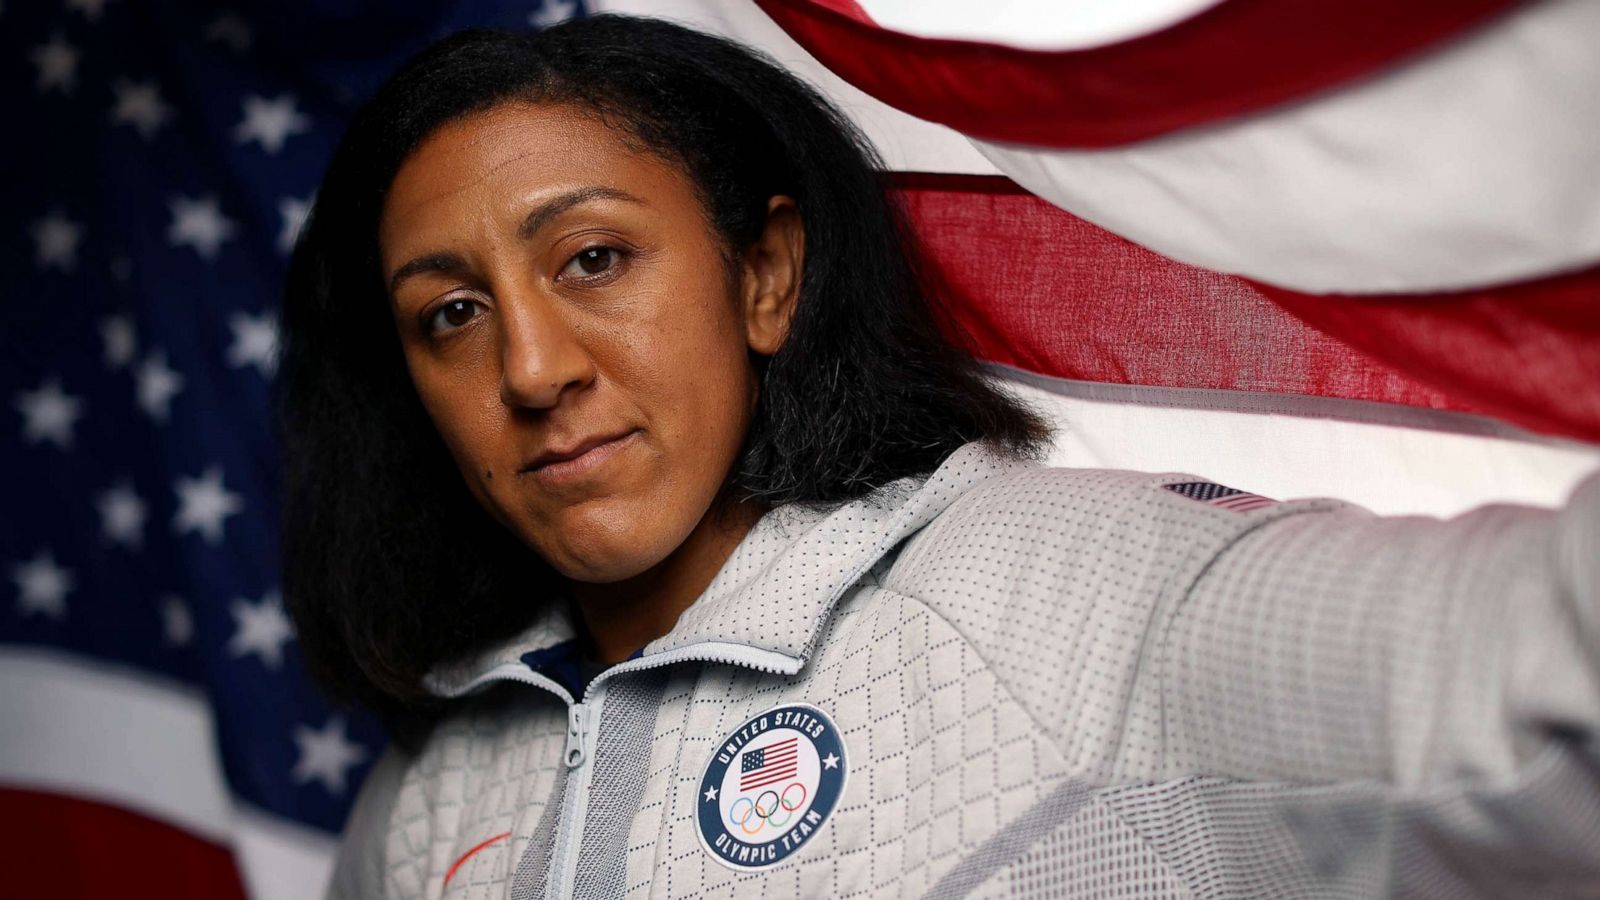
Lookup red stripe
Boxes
[758,0,1521,147]
[742,766,798,791]
[890,176,1600,443]
[1215,496,1276,511]
[743,752,798,770]
[1255,274,1600,444]
[742,769,797,786]
[0,787,249,899]
[443,831,512,889]
[748,754,798,771]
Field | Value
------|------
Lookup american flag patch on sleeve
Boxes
[1162,481,1278,512]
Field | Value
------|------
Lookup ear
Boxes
[740,195,804,357]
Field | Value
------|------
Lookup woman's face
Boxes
[379,101,798,584]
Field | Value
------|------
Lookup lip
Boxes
[521,429,640,483]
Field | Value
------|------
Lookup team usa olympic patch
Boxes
[696,703,847,871]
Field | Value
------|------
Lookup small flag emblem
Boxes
[740,737,799,791]
[1163,481,1278,512]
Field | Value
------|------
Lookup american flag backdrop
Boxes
[1,2,584,897]
[4,1,1599,898]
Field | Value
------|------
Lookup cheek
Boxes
[407,353,513,497]
[616,281,752,435]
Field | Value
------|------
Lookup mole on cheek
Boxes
[485,469,494,480]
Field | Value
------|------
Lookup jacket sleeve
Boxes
[324,744,410,900]
[1158,468,1600,792]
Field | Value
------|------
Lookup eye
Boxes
[559,246,622,281]
[425,298,481,335]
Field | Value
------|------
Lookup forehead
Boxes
[378,101,698,255]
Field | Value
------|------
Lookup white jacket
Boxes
[328,440,1600,899]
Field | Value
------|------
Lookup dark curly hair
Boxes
[276,14,1051,733]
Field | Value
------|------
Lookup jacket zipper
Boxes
[458,641,804,896]
[549,682,605,899]
[546,642,798,896]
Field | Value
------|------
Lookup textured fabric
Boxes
[384,689,569,899]
[973,798,1194,899]
[571,675,666,900]
[922,780,1098,898]
[327,747,409,900]
[325,439,1600,898]
[507,765,565,900]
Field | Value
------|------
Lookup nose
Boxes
[498,293,595,410]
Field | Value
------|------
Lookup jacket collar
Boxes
[422,439,1031,699]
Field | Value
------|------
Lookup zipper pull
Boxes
[565,703,587,768]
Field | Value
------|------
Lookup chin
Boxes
[550,548,659,585]
[534,501,684,584]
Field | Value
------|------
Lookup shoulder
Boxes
[885,463,1349,598]
[325,743,414,900]
[875,464,1348,770]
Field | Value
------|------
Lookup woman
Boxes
[279,14,1600,899]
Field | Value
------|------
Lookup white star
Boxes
[14,377,84,449]
[135,351,184,421]
[167,194,237,261]
[291,715,367,795]
[173,466,243,545]
[31,35,79,93]
[703,785,718,802]
[12,549,73,621]
[100,314,136,368]
[276,195,312,254]
[226,311,279,377]
[204,13,252,52]
[110,78,172,140]
[30,209,83,272]
[161,594,194,646]
[529,0,577,28]
[96,481,147,549]
[822,752,840,770]
[234,93,309,155]
[228,589,292,667]
[66,0,111,22]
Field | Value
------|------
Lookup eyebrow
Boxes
[386,186,644,295]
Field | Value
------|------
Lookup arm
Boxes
[1158,469,1600,790]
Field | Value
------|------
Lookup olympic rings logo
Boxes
[726,782,808,835]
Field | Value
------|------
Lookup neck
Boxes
[569,498,766,663]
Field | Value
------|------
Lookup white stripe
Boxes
[990,371,1600,517]
[0,646,339,900]
[0,647,233,841]
[588,0,1001,175]
[974,0,1600,293]
[857,0,1223,50]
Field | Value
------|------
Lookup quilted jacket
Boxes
[326,440,1600,899]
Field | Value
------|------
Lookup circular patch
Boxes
[696,703,847,871]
